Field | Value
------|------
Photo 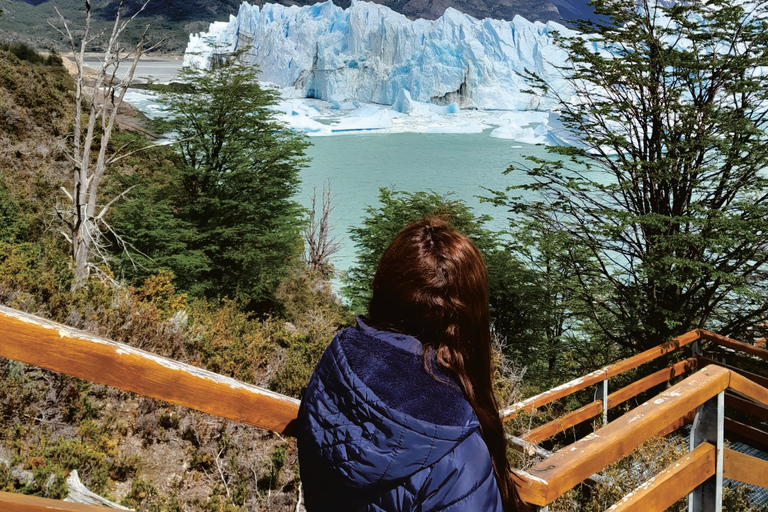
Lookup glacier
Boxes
[184,0,572,113]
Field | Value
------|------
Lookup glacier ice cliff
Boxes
[184,0,572,111]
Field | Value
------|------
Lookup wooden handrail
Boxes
[605,443,716,512]
[512,366,731,506]
[513,366,768,507]
[725,418,768,449]
[0,306,300,435]
[699,329,768,362]
[697,356,768,389]
[723,448,768,488]
[730,371,768,405]
[0,491,117,512]
[500,330,701,421]
[522,358,699,443]
[523,401,602,444]
[2,306,767,512]
[726,392,768,422]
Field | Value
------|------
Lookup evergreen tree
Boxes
[502,0,768,351]
[106,138,210,289]
[155,54,310,311]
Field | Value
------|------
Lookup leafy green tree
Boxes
[343,188,553,370]
[106,136,210,288]
[503,0,768,352]
[154,54,310,311]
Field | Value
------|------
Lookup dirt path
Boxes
[61,53,163,138]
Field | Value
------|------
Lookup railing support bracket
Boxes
[688,391,724,512]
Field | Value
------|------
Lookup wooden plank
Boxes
[723,448,768,489]
[726,392,768,422]
[523,401,602,444]
[605,330,701,378]
[699,330,768,362]
[0,306,300,436]
[656,409,697,437]
[605,443,716,512]
[729,372,768,411]
[521,358,699,443]
[511,468,550,508]
[519,366,730,506]
[500,330,701,421]
[607,358,698,408]
[696,357,768,390]
[0,491,117,512]
[500,367,609,420]
[725,418,768,451]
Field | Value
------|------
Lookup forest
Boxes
[1,0,768,510]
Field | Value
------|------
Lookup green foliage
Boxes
[0,45,73,141]
[503,0,768,352]
[184,299,306,391]
[0,187,29,244]
[276,265,352,338]
[122,477,183,512]
[723,483,768,512]
[0,42,62,67]
[0,237,74,315]
[151,52,310,312]
[106,135,212,290]
[269,332,330,398]
[257,447,286,493]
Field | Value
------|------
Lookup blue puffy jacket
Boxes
[297,317,503,512]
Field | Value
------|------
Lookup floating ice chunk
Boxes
[392,89,416,114]
[490,123,535,140]
[445,102,461,114]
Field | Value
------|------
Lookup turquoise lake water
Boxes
[300,132,553,273]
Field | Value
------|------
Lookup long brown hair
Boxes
[368,217,518,511]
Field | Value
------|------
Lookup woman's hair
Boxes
[368,217,518,511]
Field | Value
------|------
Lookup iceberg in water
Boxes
[184,0,572,111]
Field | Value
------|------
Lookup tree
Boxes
[504,0,768,351]
[303,181,341,278]
[156,53,310,311]
[105,135,210,287]
[52,0,160,289]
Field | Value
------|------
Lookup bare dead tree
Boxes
[51,0,163,290]
[303,180,341,277]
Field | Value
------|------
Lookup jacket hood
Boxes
[298,317,480,490]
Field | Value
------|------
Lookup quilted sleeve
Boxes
[417,430,504,512]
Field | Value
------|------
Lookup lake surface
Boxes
[300,132,551,273]
[120,69,555,275]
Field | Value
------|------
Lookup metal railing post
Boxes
[595,378,609,426]
[692,340,703,357]
[688,391,724,512]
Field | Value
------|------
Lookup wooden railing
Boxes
[502,329,768,449]
[1,305,767,512]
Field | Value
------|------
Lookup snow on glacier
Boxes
[183,0,574,141]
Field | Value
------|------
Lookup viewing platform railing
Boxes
[0,304,767,512]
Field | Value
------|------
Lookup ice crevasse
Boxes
[184,0,573,111]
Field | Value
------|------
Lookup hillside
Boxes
[1,0,594,54]
[0,42,350,511]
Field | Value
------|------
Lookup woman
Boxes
[297,217,518,511]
